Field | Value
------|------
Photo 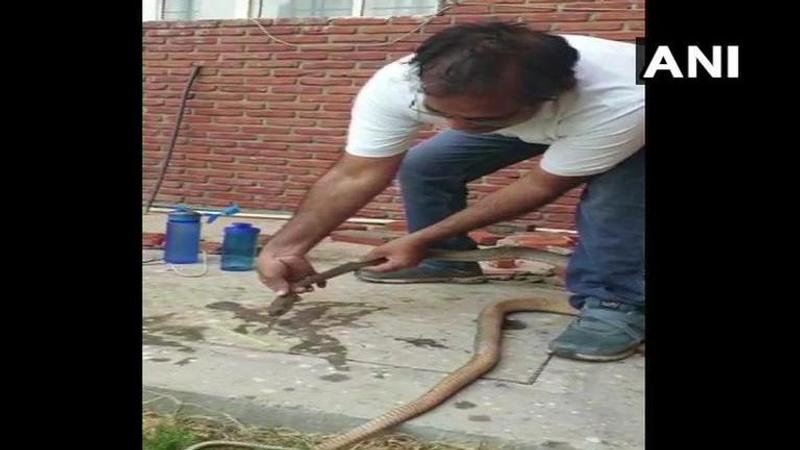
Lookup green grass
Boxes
[143,411,494,450]
[143,419,197,450]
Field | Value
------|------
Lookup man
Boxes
[257,22,644,362]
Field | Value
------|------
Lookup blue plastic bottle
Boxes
[164,209,202,264]
[221,223,261,271]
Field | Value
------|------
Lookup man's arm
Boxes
[258,153,404,293]
[267,153,403,254]
[363,165,586,272]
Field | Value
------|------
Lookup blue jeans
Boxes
[398,130,645,308]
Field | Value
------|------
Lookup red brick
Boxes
[498,233,577,249]
[626,21,645,31]
[556,21,624,31]
[143,233,166,248]
[172,20,219,29]
[201,241,223,254]
[302,26,358,35]
[208,192,255,201]
[300,44,356,52]
[489,259,519,269]
[146,30,194,37]
[240,126,292,134]
[384,220,407,232]
[330,52,388,61]
[171,37,218,44]
[468,230,503,246]
[207,132,259,140]
[293,128,345,137]
[244,26,300,35]
[246,77,300,85]
[213,148,257,156]
[594,11,645,20]
[238,172,287,181]
[276,35,328,44]
[334,223,369,232]
[271,86,323,94]
[243,45,298,52]
[269,103,320,111]
[275,52,329,60]
[358,25,421,34]
[214,117,264,125]
[272,69,325,77]
[238,186,285,196]
[329,35,387,44]
[330,18,388,26]
[244,110,296,118]
[196,29,247,36]
[186,154,235,163]
[245,60,300,68]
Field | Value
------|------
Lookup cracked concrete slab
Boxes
[142,213,644,449]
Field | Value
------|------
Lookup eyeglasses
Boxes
[408,94,553,127]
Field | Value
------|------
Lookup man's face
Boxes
[419,63,541,134]
[421,93,538,134]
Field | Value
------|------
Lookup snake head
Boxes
[267,292,302,317]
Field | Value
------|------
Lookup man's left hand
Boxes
[360,235,430,273]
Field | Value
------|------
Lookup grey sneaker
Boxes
[548,298,645,362]
[354,262,485,284]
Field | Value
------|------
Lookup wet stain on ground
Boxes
[143,313,178,326]
[373,371,386,379]
[143,313,207,350]
[468,415,492,422]
[283,387,295,392]
[150,358,171,363]
[160,325,205,341]
[541,441,579,449]
[207,301,271,323]
[319,374,350,382]
[174,357,195,366]
[442,297,463,302]
[495,383,509,388]
[206,300,387,371]
[454,401,477,409]
[233,324,252,335]
[502,319,527,330]
[143,333,196,353]
[394,337,449,349]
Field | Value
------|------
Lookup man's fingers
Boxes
[292,284,314,294]
[361,259,402,273]
[257,259,292,295]
[263,276,291,296]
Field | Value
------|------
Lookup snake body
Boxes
[249,246,641,450]
[305,247,580,450]
[316,295,580,450]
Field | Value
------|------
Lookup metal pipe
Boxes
[143,65,201,215]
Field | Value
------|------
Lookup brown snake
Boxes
[261,246,644,450]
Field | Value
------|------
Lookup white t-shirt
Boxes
[345,34,644,177]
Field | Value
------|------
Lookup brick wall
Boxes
[142,0,645,230]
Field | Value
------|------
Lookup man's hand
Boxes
[359,235,430,273]
[256,251,325,295]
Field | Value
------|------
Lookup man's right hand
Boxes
[256,252,324,296]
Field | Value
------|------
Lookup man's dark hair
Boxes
[410,22,579,102]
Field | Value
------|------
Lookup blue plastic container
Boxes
[164,209,202,264]
[221,222,261,271]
